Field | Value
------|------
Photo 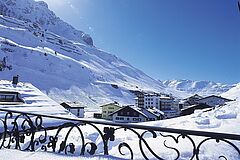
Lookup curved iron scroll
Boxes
[0,109,239,159]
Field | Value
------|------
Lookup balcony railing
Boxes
[0,108,239,159]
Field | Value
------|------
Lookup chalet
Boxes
[181,94,203,107]
[197,95,233,107]
[109,106,164,123]
[100,102,122,120]
[60,102,85,118]
[181,104,213,116]
[0,91,24,105]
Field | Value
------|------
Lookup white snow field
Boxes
[0,0,234,112]
[163,79,235,96]
[0,0,239,159]
[0,0,190,111]
[0,149,116,160]
[0,80,74,118]
[0,81,238,160]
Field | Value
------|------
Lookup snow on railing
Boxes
[0,108,239,159]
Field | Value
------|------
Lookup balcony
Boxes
[0,108,239,159]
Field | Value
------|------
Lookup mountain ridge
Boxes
[162,79,235,96]
[0,0,237,110]
[0,0,178,109]
[0,0,93,45]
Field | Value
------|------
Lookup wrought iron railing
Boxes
[0,108,239,159]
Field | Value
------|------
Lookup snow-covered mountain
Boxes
[221,83,240,100]
[0,0,93,45]
[0,0,188,109]
[162,79,235,96]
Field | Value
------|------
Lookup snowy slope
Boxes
[221,83,240,100]
[0,80,75,118]
[0,80,239,159]
[2,88,238,159]
[103,85,240,159]
[0,0,93,45]
[0,0,187,110]
[163,79,235,96]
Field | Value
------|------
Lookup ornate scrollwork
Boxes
[0,109,239,160]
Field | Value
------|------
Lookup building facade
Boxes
[197,95,233,107]
[110,106,147,123]
[100,102,122,120]
[60,102,85,118]
[110,106,164,123]
[143,93,160,109]
[181,94,203,107]
[0,91,24,104]
[135,92,145,108]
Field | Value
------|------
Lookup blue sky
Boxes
[41,0,240,84]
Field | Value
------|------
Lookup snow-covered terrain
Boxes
[0,80,239,159]
[163,79,235,96]
[0,80,74,117]
[0,0,93,45]
[0,149,114,160]
[0,0,239,158]
[46,82,240,159]
[0,0,190,110]
[221,83,240,100]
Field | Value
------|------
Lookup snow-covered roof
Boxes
[146,108,165,117]
[60,102,85,109]
[109,105,148,118]
[198,95,233,102]
[99,102,120,107]
[183,94,203,100]
[0,80,75,118]
[181,103,212,111]
[109,105,164,119]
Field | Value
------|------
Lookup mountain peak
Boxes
[0,1,170,108]
[162,79,234,96]
[0,0,93,45]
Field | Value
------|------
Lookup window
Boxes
[127,112,130,115]
[133,118,141,121]
[77,109,80,116]
[127,118,129,120]
[103,111,107,113]
[0,95,15,102]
